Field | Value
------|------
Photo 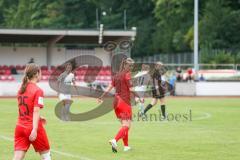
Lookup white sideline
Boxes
[0,134,93,160]
[0,135,13,141]
[51,149,92,160]
[193,112,212,120]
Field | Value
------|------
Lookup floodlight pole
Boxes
[124,10,127,30]
[194,0,199,73]
[96,8,99,29]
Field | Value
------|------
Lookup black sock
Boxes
[161,105,166,117]
[144,104,153,114]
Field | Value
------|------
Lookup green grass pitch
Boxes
[0,97,239,160]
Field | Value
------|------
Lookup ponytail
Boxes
[20,75,29,94]
[119,58,126,72]
[19,63,40,94]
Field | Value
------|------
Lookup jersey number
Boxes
[18,96,29,116]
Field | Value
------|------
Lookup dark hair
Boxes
[20,63,40,94]
[66,60,76,71]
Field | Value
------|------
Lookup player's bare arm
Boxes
[98,84,114,102]
[29,107,40,142]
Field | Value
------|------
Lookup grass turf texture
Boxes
[0,97,239,160]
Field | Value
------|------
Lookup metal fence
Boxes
[134,52,193,64]
[134,52,240,71]
[159,63,238,71]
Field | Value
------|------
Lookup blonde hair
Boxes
[20,63,40,94]
[155,61,163,65]
[119,57,135,72]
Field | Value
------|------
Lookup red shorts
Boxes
[14,124,50,152]
[114,96,132,120]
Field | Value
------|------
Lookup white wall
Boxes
[0,82,57,96]
[196,82,240,96]
[64,48,111,66]
[0,47,111,66]
[175,82,240,96]
[95,48,111,66]
[175,83,196,96]
[0,47,47,65]
[0,81,92,97]
[49,47,66,66]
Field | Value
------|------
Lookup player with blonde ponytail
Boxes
[98,57,141,153]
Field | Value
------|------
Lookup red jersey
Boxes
[187,69,193,75]
[112,71,132,105]
[17,82,44,127]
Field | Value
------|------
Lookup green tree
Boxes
[97,0,157,56]
[153,0,194,53]
[48,0,97,29]
[0,0,239,63]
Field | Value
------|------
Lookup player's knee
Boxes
[13,155,23,160]
[151,99,157,106]
[122,120,131,128]
[13,157,19,160]
[13,152,25,160]
[41,151,51,160]
[160,98,165,104]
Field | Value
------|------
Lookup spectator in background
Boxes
[176,67,182,82]
[169,75,176,95]
[199,74,205,81]
[28,57,35,64]
[11,66,18,75]
[187,68,194,83]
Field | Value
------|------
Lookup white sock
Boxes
[41,151,51,160]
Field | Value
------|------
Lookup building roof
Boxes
[0,28,136,44]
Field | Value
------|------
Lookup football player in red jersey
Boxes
[13,63,51,160]
[98,58,140,153]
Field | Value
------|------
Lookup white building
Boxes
[0,28,136,66]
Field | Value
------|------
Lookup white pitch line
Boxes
[51,149,92,160]
[0,135,13,142]
[77,113,212,125]
[75,115,212,125]
[0,134,93,160]
[193,112,212,121]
